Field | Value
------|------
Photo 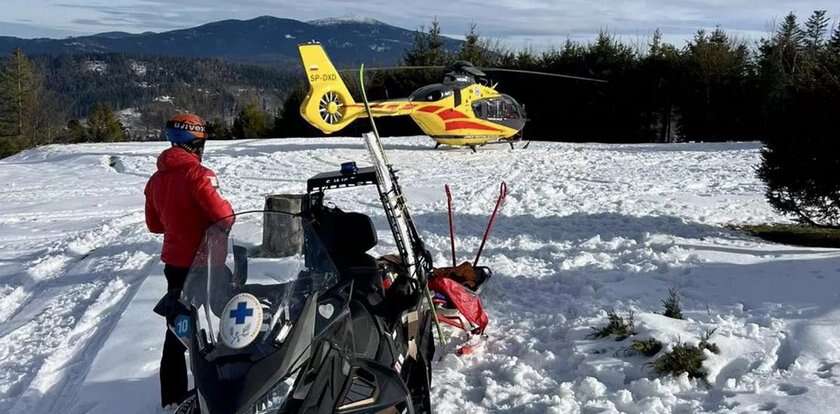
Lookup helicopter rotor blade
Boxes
[478,67,607,83]
[336,65,607,83]
[337,65,446,73]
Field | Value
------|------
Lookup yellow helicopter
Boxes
[298,42,605,150]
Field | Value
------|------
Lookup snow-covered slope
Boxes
[1,137,838,413]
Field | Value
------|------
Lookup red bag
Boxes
[429,275,489,334]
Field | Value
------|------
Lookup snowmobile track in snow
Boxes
[0,215,158,414]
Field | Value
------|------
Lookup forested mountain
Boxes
[0,16,462,67]
[34,54,297,121]
[0,16,462,144]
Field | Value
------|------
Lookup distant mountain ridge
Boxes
[0,16,462,67]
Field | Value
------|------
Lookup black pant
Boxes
[161,264,189,407]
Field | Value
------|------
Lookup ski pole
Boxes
[445,184,456,267]
[474,182,507,267]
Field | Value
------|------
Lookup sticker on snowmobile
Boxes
[220,293,263,349]
[174,314,191,338]
[318,303,334,319]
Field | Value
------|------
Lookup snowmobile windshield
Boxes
[181,211,340,357]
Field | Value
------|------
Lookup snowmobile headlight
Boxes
[251,375,296,414]
[340,161,358,175]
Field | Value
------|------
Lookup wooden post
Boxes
[262,194,304,257]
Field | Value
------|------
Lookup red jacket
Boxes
[145,147,234,268]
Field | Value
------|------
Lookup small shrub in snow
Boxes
[589,310,636,341]
[628,338,664,357]
[661,288,683,320]
[651,342,708,380]
[699,328,720,354]
[651,331,720,380]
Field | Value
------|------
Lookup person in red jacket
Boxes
[145,113,234,408]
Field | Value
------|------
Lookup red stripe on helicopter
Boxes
[445,121,503,132]
[437,109,468,120]
[418,105,443,113]
[402,104,418,110]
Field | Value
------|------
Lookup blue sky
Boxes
[2,0,839,49]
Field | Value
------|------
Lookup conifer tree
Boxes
[775,13,806,75]
[804,10,829,52]
[649,29,663,57]
[458,24,489,66]
[757,12,840,229]
[0,49,41,155]
[86,103,126,142]
[403,19,449,66]
[232,102,270,139]
[65,119,87,143]
[830,24,840,51]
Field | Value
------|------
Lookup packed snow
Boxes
[0,137,838,414]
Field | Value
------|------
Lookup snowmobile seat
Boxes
[314,208,377,254]
[314,208,381,293]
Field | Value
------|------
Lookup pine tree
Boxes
[757,13,840,229]
[804,10,829,52]
[65,119,87,143]
[232,102,270,139]
[0,49,41,155]
[205,118,231,140]
[427,20,446,65]
[775,13,805,75]
[827,24,840,70]
[515,49,537,68]
[86,103,126,142]
[587,31,635,73]
[649,29,663,57]
[644,28,681,142]
[403,19,449,66]
[680,27,754,140]
[758,136,840,229]
[458,24,487,66]
[829,24,840,52]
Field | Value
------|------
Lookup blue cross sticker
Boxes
[229,302,254,325]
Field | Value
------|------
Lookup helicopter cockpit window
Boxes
[472,95,522,121]
[409,84,454,102]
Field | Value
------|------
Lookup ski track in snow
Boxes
[1,137,839,413]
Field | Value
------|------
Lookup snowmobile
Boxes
[154,163,437,414]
